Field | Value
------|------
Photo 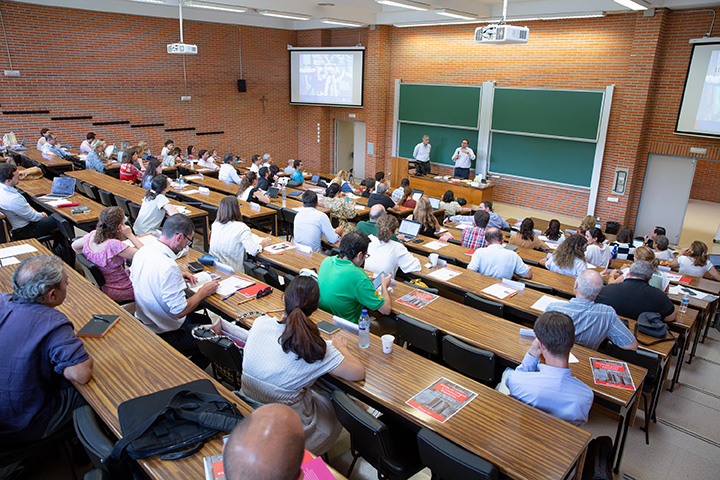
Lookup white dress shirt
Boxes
[36,137,46,150]
[209,220,262,273]
[413,142,431,163]
[294,207,339,253]
[249,164,260,173]
[198,157,219,171]
[452,146,475,168]
[365,235,421,279]
[467,243,529,279]
[219,164,243,184]
[545,256,587,278]
[130,241,188,334]
[0,183,43,230]
[80,140,92,155]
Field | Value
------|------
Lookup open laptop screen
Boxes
[51,177,76,197]
[398,219,422,238]
[428,197,440,209]
[311,174,319,183]
[411,189,424,201]
[709,254,720,268]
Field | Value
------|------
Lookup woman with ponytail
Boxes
[133,174,178,235]
[240,276,365,454]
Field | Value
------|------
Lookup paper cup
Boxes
[381,335,395,354]
[429,253,439,267]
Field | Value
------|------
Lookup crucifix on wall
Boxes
[260,95,268,114]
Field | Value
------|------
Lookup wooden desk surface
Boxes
[16,177,103,227]
[180,250,590,480]
[0,240,250,480]
[171,184,280,220]
[20,147,74,168]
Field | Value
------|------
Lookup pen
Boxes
[237,297,255,306]
[222,291,237,301]
[92,315,110,323]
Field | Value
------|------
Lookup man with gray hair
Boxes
[368,181,396,210]
[0,256,93,444]
[262,153,273,167]
[357,204,401,242]
[41,132,74,161]
[546,269,637,351]
[413,134,431,176]
[596,260,677,323]
[284,159,295,175]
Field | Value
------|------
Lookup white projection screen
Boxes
[289,48,365,107]
[676,41,720,138]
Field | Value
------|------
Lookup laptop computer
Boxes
[39,177,76,200]
[428,197,440,209]
[709,254,720,268]
[266,186,279,198]
[311,174,320,183]
[398,219,422,241]
[411,189,424,202]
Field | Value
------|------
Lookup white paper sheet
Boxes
[0,244,37,259]
[530,295,568,312]
[428,267,462,281]
[217,276,255,296]
[424,240,448,251]
[0,257,20,267]
[481,283,518,300]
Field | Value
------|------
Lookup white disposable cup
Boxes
[429,253,439,267]
[381,335,395,354]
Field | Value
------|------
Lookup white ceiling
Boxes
[8,0,720,30]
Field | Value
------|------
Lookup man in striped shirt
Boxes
[546,269,637,351]
[460,210,490,249]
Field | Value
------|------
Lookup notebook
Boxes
[398,219,422,241]
[39,177,76,200]
[411,189,424,201]
[428,197,440,209]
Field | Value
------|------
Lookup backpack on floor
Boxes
[582,436,614,480]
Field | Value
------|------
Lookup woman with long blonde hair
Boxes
[669,240,720,281]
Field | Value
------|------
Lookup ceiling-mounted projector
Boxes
[475,24,529,44]
[167,43,198,54]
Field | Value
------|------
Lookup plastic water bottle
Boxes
[358,309,370,349]
[680,294,690,314]
[178,175,185,190]
[611,244,618,260]
[282,184,287,207]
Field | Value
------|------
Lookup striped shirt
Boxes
[546,298,636,350]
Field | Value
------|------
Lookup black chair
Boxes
[83,183,100,202]
[396,313,441,358]
[330,390,423,480]
[605,342,662,445]
[0,422,78,480]
[464,292,504,319]
[523,258,541,267]
[128,203,142,223]
[114,196,133,222]
[442,335,496,385]
[401,280,438,295]
[75,179,87,194]
[76,253,106,288]
[280,208,297,240]
[438,253,457,266]
[97,189,115,207]
[201,204,219,224]
[447,238,462,246]
[192,326,244,389]
[416,428,498,480]
[519,280,554,295]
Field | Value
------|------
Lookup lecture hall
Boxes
[1,0,719,479]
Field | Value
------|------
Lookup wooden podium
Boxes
[390,157,494,204]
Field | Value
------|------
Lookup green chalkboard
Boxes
[492,88,603,140]
[398,123,479,167]
[398,84,481,128]
[489,133,596,187]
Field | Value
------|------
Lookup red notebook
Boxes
[237,281,270,298]
[679,276,692,284]
[465,248,476,256]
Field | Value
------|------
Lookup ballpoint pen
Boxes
[222,291,237,301]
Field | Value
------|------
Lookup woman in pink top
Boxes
[71,207,144,301]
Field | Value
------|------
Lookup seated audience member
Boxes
[399,184,417,209]
[116,141,130,163]
[141,159,162,190]
[0,163,64,241]
[257,167,272,191]
[578,215,597,235]
[610,226,636,261]
[283,159,295,175]
[36,128,49,150]
[546,270,637,351]
[269,164,280,183]
[219,152,242,185]
[375,171,386,185]
[479,201,509,230]
[319,231,392,322]
[330,170,354,193]
[356,204,396,241]
[290,160,304,183]
[505,311,593,426]
[209,196,270,273]
[119,148,141,183]
[240,277,365,454]
[41,132,74,161]
[160,139,174,159]
[653,235,675,262]
[615,246,669,291]
[72,207,143,302]
[262,153,273,167]
[249,154,262,173]
[368,182,396,210]
[510,218,548,251]
[224,404,305,480]
[408,197,452,240]
[596,260,677,323]
[439,190,464,217]
[545,234,588,278]
[365,215,421,279]
[468,228,531,279]
[136,141,152,161]
[210,148,221,164]
[361,177,375,198]
[584,227,611,268]
[237,172,270,205]
[461,210,490,249]
[0,256,93,444]
[294,190,342,252]
[324,183,357,233]
[130,214,218,366]
[197,149,219,170]
[644,226,666,248]
[79,132,96,155]
[163,147,181,167]
[185,145,196,160]
[85,139,107,173]
[544,219,566,244]
[391,178,410,203]
[133,175,179,236]
[669,240,720,281]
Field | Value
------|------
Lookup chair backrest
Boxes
[438,253,457,266]
[520,280,554,295]
[605,342,661,382]
[128,202,142,222]
[282,208,297,226]
[396,313,441,356]
[97,189,115,207]
[83,183,100,202]
[76,253,106,288]
[192,329,244,372]
[464,292,504,318]
[202,204,219,224]
[442,335,496,383]
[114,196,132,219]
[416,428,498,480]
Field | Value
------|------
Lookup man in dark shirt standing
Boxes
[595,260,677,323]
[0,256,93,446]
[367,182,396,211]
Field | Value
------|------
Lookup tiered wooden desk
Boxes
[16,177,103,231]
[14,148,74,173]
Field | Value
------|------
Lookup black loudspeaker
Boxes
[237,79,247,92]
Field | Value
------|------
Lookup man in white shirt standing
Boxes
[130,214,218,367]
[293,190,342,253]
[451,138,475,179]
[467,228,532,280]
[413,135,431,176]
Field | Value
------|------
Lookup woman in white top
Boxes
[241,276,365,454]
[218,152,242,184]
[209,196,270,272]
[236,172,270,204]
[545,234,588,278]
[669,240,720,280]
[36,128,48,150]
[584,227,611,268]
[365,215,421,279]
[543,219,566,245]
[133,174,178,236]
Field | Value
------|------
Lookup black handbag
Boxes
[634,312,677,354]
[111,380,243,461]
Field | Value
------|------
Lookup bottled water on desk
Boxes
[178,175,185,190]
[358,309,370,349]
[680,294,690,314]
[282,184,287,207]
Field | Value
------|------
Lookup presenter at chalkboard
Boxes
[413,135,431,176]
[451,139,475,179]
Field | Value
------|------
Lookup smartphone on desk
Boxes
[188,261,204,273]
[317,320,341,335]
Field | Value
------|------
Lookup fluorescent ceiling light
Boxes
[185,1,247,13]
[613,0,647,10]
[321,18,366,27]
[128,0,167,4]
[395,20,482,27]
[376,0,430,12]
[258,10,312,20]
[435,9,477,21]
[395,11,606,27]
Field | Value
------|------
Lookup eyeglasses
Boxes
[183,234,193,247]
[364,252,370,259]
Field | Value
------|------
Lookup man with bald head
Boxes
[356,204,399,242]
[546,269,637,351]
[224,404,305,480]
